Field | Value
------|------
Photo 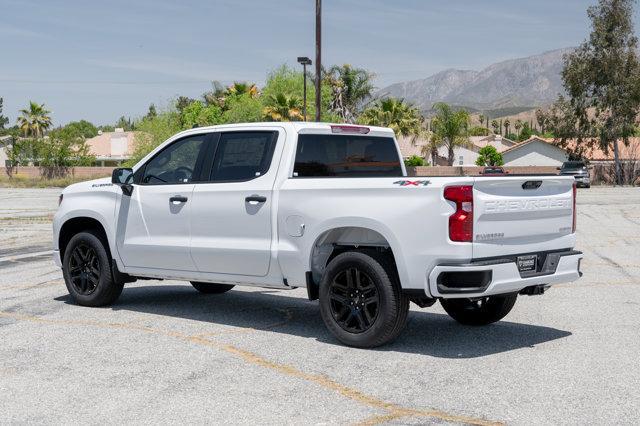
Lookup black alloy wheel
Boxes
[329,266,380,333]
[68,243,101,296]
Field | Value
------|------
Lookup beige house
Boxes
[86,128,138,166]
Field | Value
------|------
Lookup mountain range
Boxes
[377,48,573,116]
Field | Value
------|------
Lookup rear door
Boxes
[472,176,575,259]
[189,129,282,276]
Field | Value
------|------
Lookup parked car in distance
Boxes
[559,161,590,188]
[480,166,507,175]
[53,122,583,348]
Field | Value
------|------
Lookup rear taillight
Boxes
[572,182,577,233]
[444,185,473,242]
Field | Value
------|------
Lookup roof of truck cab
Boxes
[172,122,396,138]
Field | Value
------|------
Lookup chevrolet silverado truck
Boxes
[53,122,583,347]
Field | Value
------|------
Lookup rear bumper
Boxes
[428,250,583,298]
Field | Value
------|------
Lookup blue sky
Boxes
[1,0,636,125]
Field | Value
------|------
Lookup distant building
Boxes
[0,135,11,167]
[396,134,517,165]
[501,137,569,166]
[85,128,138,166]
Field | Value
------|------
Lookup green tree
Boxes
[115,116,134,131]
[478,114,486,128]
[262,93,304,121]
[0,98,9,130]
[145,104,158,120]
[514,119,523,137]
[324,64,375,121]
[429,102,470,166]
[50,120,98,140]
[261,65,335,122]
[535,108,548,133]
[469,126,489,136]
[226,82,259,98]
[475,145,504,166]
[557,0,640,185]
[17,101,52,137]
[503,118,511,137]
[519,121,533,141]
[180,100,222,128]
[175,96,195,113]
[223,93,263,123]
[491,119,500,134]
[358,98,422,137]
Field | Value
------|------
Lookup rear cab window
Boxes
[293,134,402,177]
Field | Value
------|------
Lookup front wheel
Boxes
[319,250,409,348]
[440,294,517,326]
[190,282,235,294]
[62,231,123,307]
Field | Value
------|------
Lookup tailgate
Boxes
[472,176,575,258]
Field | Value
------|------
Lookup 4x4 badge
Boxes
[393,180,430,186]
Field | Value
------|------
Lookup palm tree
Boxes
[325,64,375,121]
[478,114,486,128]
[358,98,422,137]
[503,118,511,137]
[227,82,259,98]
[491,119,499,134]
[430,102,470,166]
[514,119,523,138]
[17,101,52,137]
[262,93,304,121]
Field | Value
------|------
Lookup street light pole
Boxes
[315,0,322,122]
[297,57,312,121]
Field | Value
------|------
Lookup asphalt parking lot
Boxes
[1,186,639,425]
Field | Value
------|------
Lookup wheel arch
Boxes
[58,216,111,262]
[307,221,408,290]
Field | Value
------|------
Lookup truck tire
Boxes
[62,231,124,307]
[190,282,235,294]
[440,294,517,326]
[319,250,409,348]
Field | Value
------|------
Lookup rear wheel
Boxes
[62,231,123,307]
[319,250,409,348]
[190,282,235,294]
[440,294,517,326]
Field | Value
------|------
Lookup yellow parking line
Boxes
[0,310,502,426]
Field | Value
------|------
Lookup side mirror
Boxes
[112,168,134,196]
[556,167,561,171]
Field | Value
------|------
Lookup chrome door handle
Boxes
[245,195,267,203]
[169,195,188,203]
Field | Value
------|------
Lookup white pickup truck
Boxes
[53,122,583,347]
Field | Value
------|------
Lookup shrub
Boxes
[404,155,426,167]
[475,145,504,166]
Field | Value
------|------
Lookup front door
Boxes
[190,130,281,276]
[115,134,209,271]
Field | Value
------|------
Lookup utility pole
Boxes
[315,0,322,122]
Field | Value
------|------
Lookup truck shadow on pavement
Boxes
[56,284,571,359]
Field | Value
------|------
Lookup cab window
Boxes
[142,135,207,184]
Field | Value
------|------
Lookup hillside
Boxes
[377,48,572,114]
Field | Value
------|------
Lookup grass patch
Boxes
[0,175,106,188]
